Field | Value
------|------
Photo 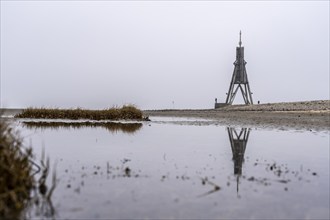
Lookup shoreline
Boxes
[1,100,329,131]
[144,110,329,131]
[144,100,330,131]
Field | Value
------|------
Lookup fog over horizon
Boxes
[1,1,329,110]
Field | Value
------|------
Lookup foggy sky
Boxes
[1,1,329,110]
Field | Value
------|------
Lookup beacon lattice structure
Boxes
[225,31,253,105]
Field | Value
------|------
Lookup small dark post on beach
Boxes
[225,31,254,105]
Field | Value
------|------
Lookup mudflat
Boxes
[144,100,330,131]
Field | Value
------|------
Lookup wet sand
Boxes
[144,100,330,131]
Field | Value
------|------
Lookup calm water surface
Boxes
[14,117,329,219]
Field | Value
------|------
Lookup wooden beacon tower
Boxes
[225,31,253,105]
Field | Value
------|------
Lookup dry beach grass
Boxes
[14,105,143,121]
[0,121,33,218]
[0,119,56,219]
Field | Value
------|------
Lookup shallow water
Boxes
[14,117,330,219]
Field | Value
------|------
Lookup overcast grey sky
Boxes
[1,1,329,109]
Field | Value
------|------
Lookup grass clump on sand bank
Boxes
[15,105,143,120]
[0,121,33,218]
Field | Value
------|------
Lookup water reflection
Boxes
[24,157,57,219]
[227,127,251,192]
[12,120,328,219]
[30,151,57,218]
[21,121,143,134]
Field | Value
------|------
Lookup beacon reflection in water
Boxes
[227,127,251,192]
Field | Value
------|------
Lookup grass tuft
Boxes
[15,105,143,120]
[0,121,34,218]
[0,120,56,219]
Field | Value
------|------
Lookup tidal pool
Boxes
[14,117,329,219]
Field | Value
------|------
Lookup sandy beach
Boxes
[144,100,330,131]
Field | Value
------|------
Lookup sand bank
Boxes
[144,100,330,131]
